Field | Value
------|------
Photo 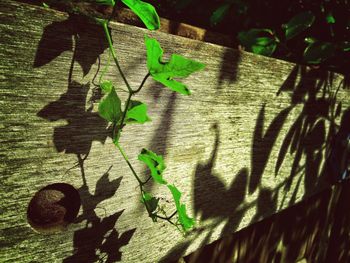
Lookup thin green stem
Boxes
[142,175,152,185]
[102,21,133,93]
[115,141,143,185]
[132,73,151,94]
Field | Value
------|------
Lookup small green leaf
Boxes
[326,12,336,24]
[141,192,159,214]
[145,36,205,95]
[303,41,335,64]
[285,11,315,40]
[100,80,114,93]
[340,41,350,52]
[98,87,122,123]
[138,148,167,184]
[167,184,194,231]
[304,37,316,44]
[122,0,160,30]
[238,29,277,56]
[125,100,151,124]
[96,0,115,6]
[210,3,231,26]
[42,2,49,8]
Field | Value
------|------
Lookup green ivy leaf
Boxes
[284,11,315,40]
[303,41,336,64]
[122,0,160,30]
[125,100,151,124]
[238,29,277,56]
[210,3,231,26]
[98,87,122,123]
[138,148,167,184]
[145,36,205,95]
[141,192,159,215]
[167,184,194,231]
[326,12,336,24]
[100,80,114,93]
[96,0,115,6]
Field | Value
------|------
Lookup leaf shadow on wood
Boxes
[34,14,108,76]
[37,80,109,157]
[216,49,241,90]
[275,66,346,209]
[35,15,137,262]
[164,65,349,262]
[63,160,136,263]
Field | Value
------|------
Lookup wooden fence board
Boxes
[1,1,349,262]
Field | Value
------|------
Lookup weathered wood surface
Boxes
[0,1,349,262]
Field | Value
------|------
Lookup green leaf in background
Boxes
[141,192,159,214]
[340,41,350,52]
[138,148,167,184]
[238,29,277,56]
[122,0,160,30]
[145,36,205,95]
[303,41,336,64]
[125,100,151,124]
[96,0,115,6]
[304,37,317,44]
[98,87,122,123]
[284,11,315,40]
[326,12,336,24]
[210,3,231,26]
[167,184,194,232]
[100,80,114,93]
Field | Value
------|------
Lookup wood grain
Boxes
[1,1,349,262]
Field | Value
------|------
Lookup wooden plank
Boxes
[1,1,349,262]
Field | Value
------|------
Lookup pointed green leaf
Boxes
[285,11,315,40]
[238,29,277,56]
[138,148,167,184]
[125,100,151,124]
[167,184,194,231]
[145,36,205,95]
[210,3,231,26]
[303,41,335,64]
[122,0,160,30]
[100,80,114,93]
[96,0,115,6]
[98,87,122,123]
[141,192,159,214]
[153,76,191,95]
[145,36,163,73]
[162,54,206,78]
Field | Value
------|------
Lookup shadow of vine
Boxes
[35,15,136,262]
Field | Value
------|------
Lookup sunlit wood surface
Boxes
[1,1,349,262]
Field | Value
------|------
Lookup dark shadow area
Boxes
[34,14,108,76]
[193,123,248,225]
[64,160,136,263]
[37,81,109,156]
[216,48,241,89]
[249,104,292,194]
[35,15,136,262]
[183,184,338,263]
[274,67,344,210]
[163,65,349,262]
